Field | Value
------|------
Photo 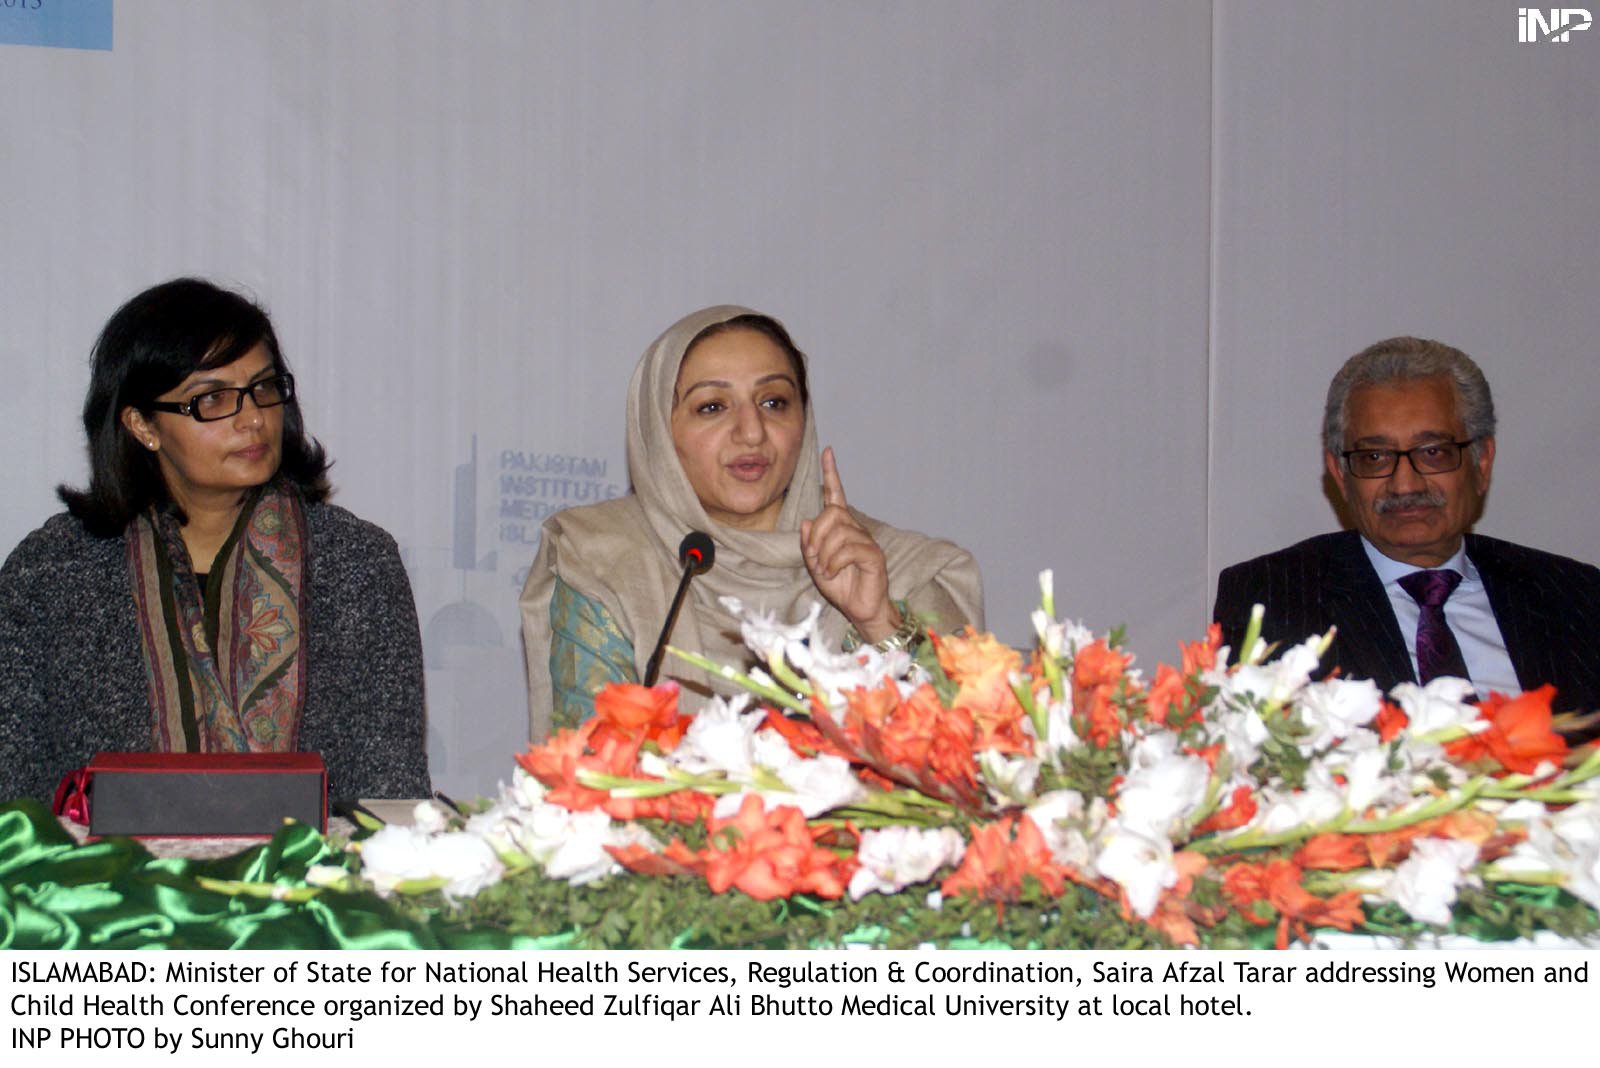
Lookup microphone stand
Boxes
[643,532,714,686]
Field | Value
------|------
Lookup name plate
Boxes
[86,752,327,837]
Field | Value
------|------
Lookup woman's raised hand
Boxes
[800,447,900,642]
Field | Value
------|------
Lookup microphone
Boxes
[643,531,716,686]
[678,530,714,574]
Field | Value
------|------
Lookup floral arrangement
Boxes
[348,574,1600,949]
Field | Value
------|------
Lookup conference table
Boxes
[4,798,1593,951]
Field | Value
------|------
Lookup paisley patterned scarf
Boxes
[126,481,308,754]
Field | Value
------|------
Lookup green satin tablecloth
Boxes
[0,799,556,949]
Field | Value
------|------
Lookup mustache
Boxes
[1374,490,1446,514]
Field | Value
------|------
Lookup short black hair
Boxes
[58,278,331,535]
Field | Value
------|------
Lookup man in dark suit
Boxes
[1213,337,1600,735]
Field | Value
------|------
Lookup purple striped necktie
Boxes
[1397,569,1470,685]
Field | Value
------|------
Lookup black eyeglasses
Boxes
[147,374,295,423]
[1341,439,1475,479]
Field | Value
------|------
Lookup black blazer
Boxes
[1213,531,1600,724]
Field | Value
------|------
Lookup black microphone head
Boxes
[678,530,715,574]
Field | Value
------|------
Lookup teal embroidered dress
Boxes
[547,577,637,730]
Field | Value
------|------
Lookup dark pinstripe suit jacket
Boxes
[1213,531,1600,719]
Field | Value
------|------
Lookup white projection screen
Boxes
[2,1,1595,796]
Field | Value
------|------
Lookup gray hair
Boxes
[1323,336,1496,462]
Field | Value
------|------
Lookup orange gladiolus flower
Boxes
[934,631,1031,754]
[1374,699,1409,742]
[1073,640,1134,747]
[603,789,716,824]
[1139,851,1213,947]
[516,722,613,811]
[517,694,708,817]
[1082,690,1125,748]
[607,839,705,879]
[1074,639,1132,691]
[1415,808,1499,845]
[840,678,902,733]
[1222,858,1364,948]
[1444,685,1567,774]
[761,708,840,760]
[940,816,1067,902]
[1180,624,1223,676]
[590,681,691,751]
[698,795,855,901]
[1145,664,1188,728]
[1194,785,1257,835]
[1294,833,1370,871]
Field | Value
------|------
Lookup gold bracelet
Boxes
[872,612,921,653]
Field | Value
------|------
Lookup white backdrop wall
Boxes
[2,1,1594,796]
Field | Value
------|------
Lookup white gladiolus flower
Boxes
[1094,822,1177,918]
[360,824,505,901]
[847,826,967,899]
[1030,610,1095,662]
[773,753,869,816]
[1214,706,1270,769]
[505,766,547,809]
[979,750,1041,805]
[1381,837,1481,925]
[1252,776,1345,835]
[360,825,433,895]
[1028,790,1105,869]
[425,834,507,900]
[1499,803,1600,910]
[799,644,914,701]
[540,811,636,885]
[1114,736,1210,840]
[463,799,524,855]
[1389,678,1479,735]
[712,752,868,819]
[1334,744,1403,813]
[748,729,803,771]
[670,694,761,776]
[411,800,450,835]
[488,802,657,886]
[1042,697,1080,758]
[1214,635,1325,708]
[1297,678,1383,750]
[723,596,822,658]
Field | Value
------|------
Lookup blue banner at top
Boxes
[0,0,112,52]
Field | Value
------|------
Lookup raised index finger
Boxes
[820,446,849,509]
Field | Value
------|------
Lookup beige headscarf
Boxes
[520,305,984,739]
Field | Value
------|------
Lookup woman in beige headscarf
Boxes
[520,306,984,739]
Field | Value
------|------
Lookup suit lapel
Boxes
[1323,532,1416,692]
[1469,535,1535,691]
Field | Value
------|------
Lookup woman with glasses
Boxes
[519,305,985,737]
[0,278,429,803]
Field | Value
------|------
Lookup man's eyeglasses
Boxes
[147,374,295,423]
[1340,439,1475,479]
